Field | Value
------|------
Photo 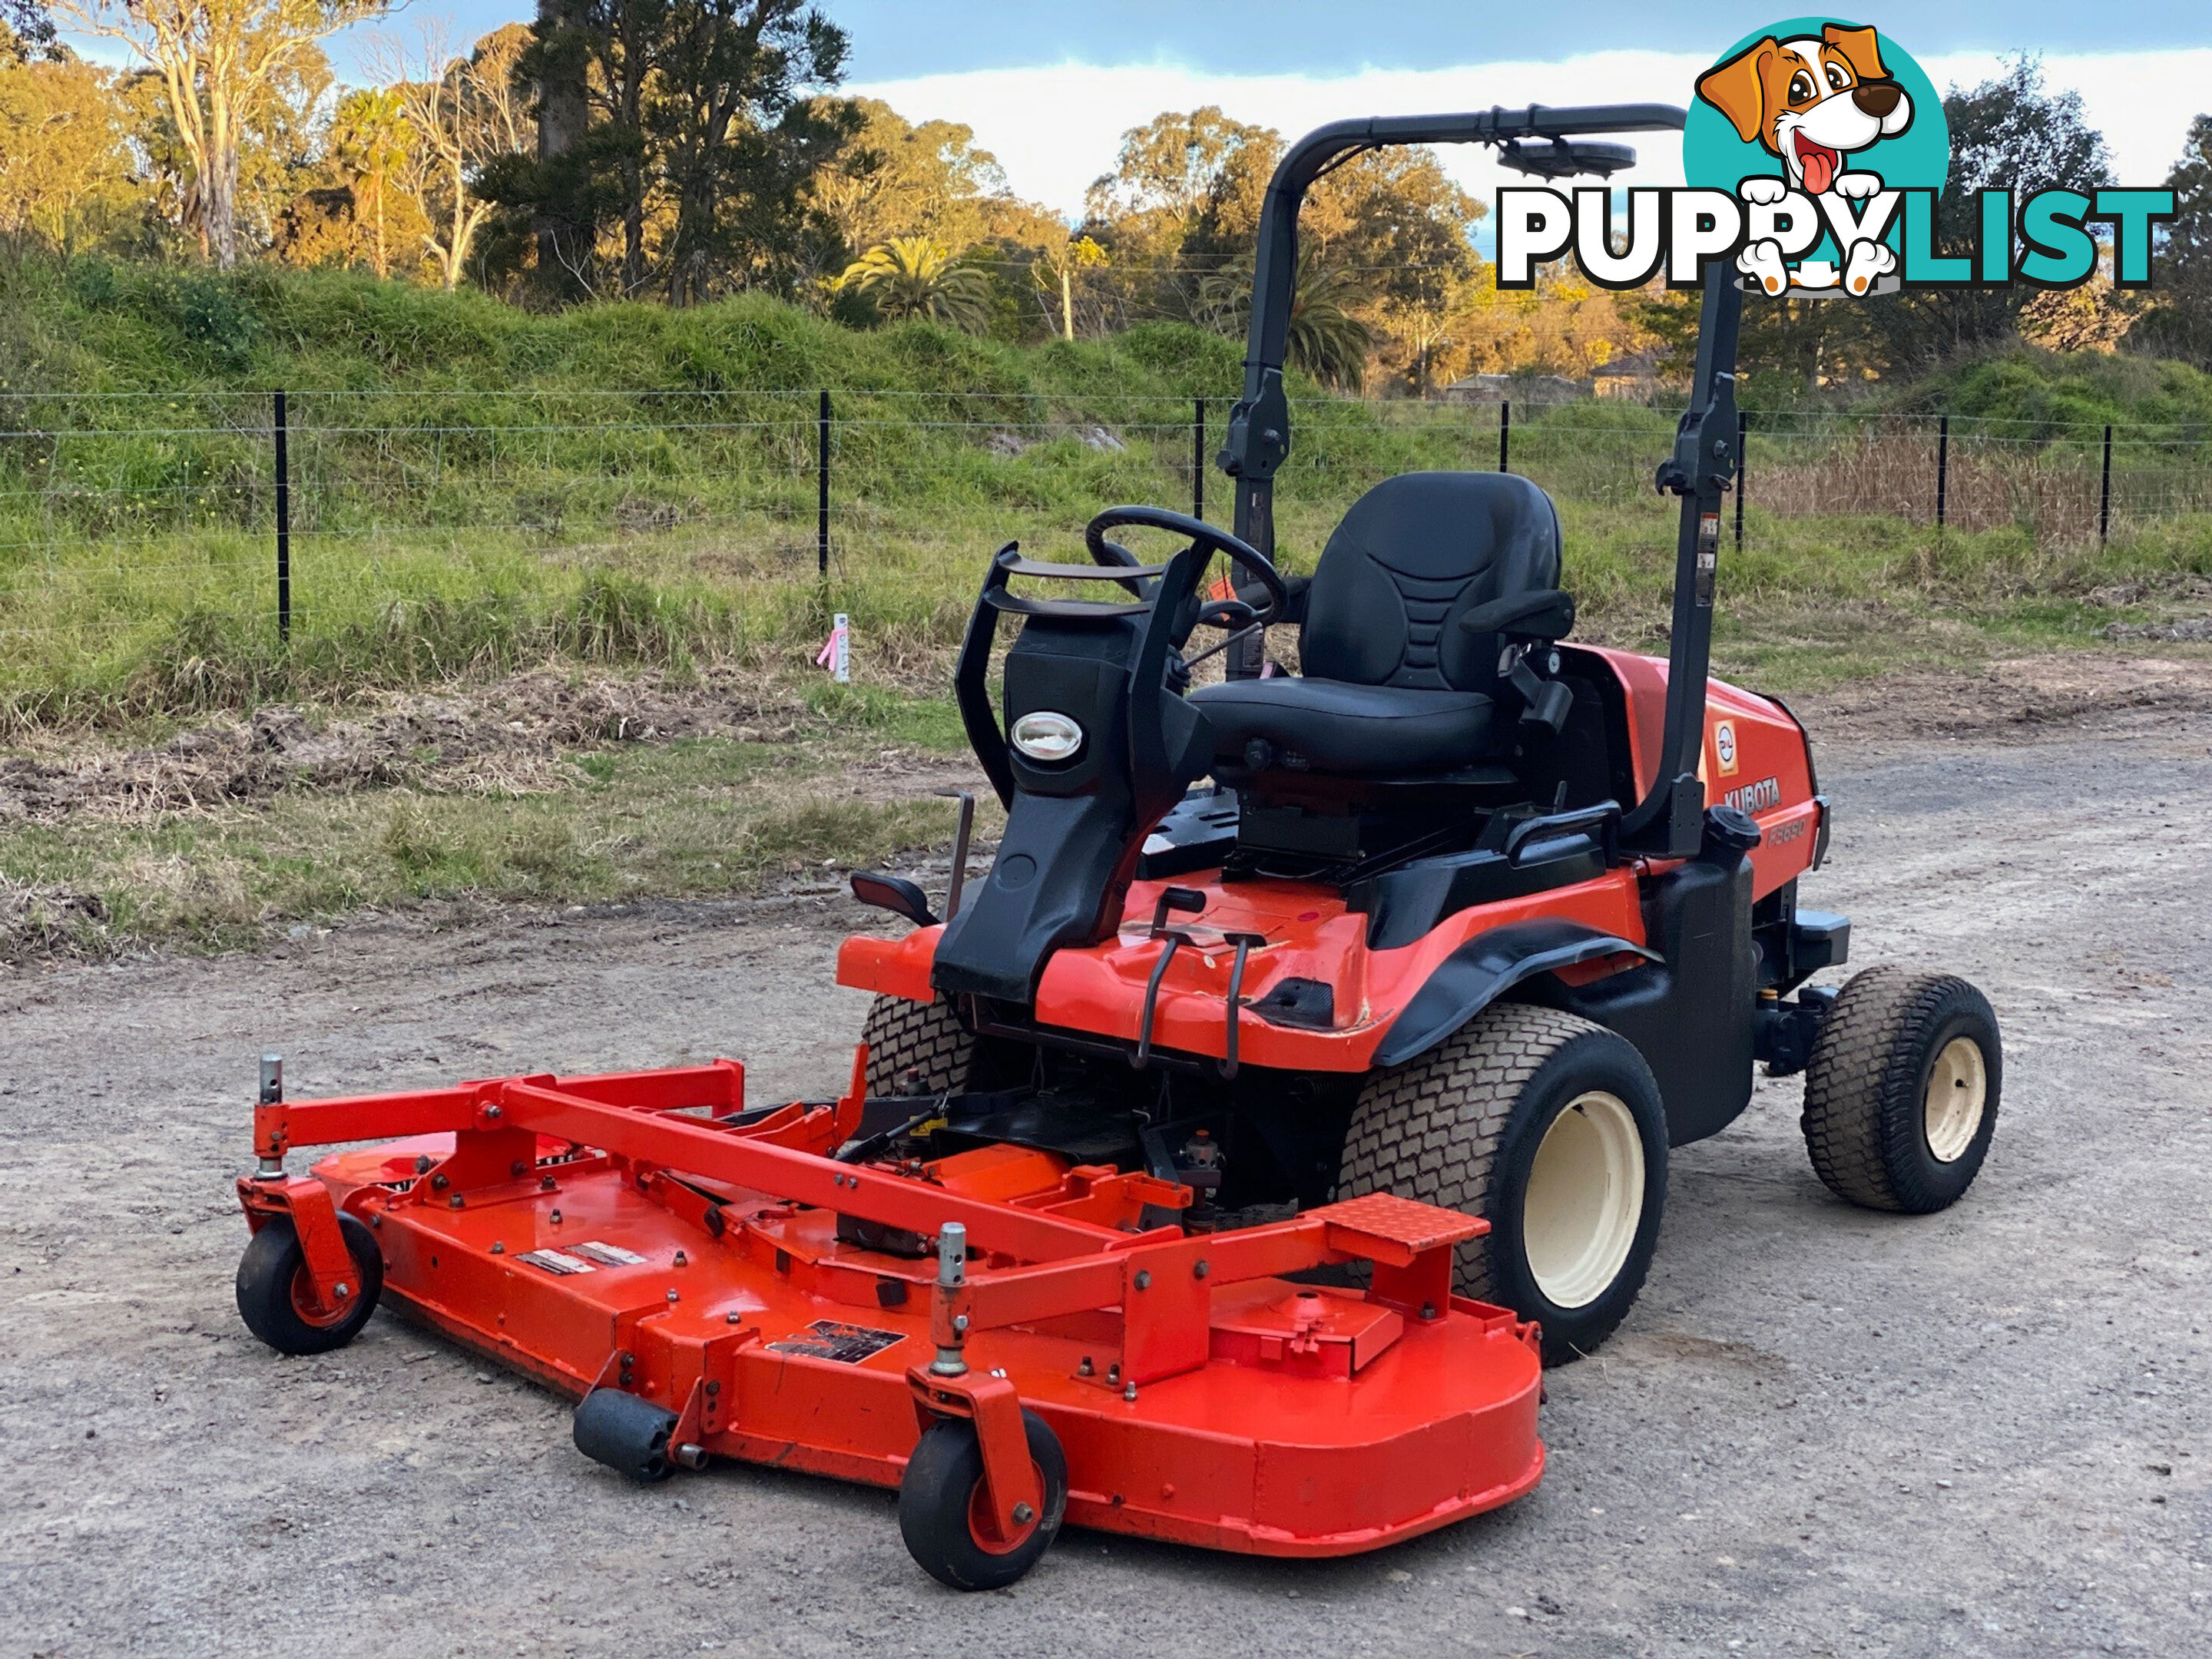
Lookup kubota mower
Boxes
[232,104,2002,1591]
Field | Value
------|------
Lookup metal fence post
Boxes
[816,389,830,579]
[273,389,291,645]
[1193,396,1205,521]
[2099,423,2113,547]
[1498,399,1511,473]
[1935,414,1949,533]
[1734,409,1747,553]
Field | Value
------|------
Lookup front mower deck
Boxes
[237,1053,1543,1564]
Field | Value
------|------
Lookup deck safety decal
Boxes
[766,1320,906,1363]
[516,1249,596,1275]
[571,1240,648,1267]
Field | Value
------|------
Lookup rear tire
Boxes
[1339,1004,1668,1366]
[861,995,975,1098]
[1801,968,2001,1214]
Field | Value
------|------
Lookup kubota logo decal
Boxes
[1725,776,1782,814]
[1495,18,2175,297]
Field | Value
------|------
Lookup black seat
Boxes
[1186,677,1494,775]
[1190,472,1564,777]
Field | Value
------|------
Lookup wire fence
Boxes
[2,386,2209,669]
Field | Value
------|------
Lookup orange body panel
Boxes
[1588,647,1823,899]
[838,647,1823,1072]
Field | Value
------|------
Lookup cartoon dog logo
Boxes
[1696,22,1913,296]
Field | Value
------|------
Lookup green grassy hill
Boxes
[3,250,2210,731]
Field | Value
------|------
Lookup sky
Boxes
[198,2,2212,218]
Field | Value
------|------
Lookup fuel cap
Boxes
[1703,804,1763,853]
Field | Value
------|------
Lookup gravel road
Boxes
[2,694,2207,1658]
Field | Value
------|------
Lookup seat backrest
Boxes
[1300,472,1562,692]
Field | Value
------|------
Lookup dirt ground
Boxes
[2,671,2209,1658]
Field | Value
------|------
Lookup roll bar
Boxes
[1217,103,1689,512]
[1215,101,1743,859]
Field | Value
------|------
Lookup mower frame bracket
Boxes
[236,1174,357,1317]
[908,1366,1045,1538]
[669,1378,710,1469]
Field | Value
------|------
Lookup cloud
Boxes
[852,48,2211,221]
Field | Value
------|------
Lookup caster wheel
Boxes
[235,1213,383,1356]
[898,1409,1067,1591]
[573,1387,681,1482]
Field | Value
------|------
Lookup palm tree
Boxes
[333,88,411,280]
[838,237,993,333]
[1200,248,1374,390]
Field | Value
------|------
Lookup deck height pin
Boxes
[256,1055,285,1177]
[929,1223,970,1376]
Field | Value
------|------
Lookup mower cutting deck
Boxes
[233,1051,1541,1587]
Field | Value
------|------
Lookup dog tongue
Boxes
[1802,147,1835,194]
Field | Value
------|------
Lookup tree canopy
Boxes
[837,235,991,330]
[476,0,854,304]
[2137,114,2212,366]
[0,10,2187,392]
[0,0,58,59]
[1871,54,2117,367]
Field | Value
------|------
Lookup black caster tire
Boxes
[1802,968,2002,1214]
[235,1213,383,1356]
[573,1387,681,1482]
[1340,1004,1669,1367]
[898,1409,1067,1591]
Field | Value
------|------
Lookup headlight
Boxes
[1010,710,1084,763]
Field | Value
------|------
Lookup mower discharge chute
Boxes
[232,103,2003,1590]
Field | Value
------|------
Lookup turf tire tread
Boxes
[1339,1003,1608,1301]
[1801,966,1982,1211]
[860,995,975,1098]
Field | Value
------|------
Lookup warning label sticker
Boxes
[765,1320,906,1364]
[571,1240,648,1267]
[516,1249,595,1275]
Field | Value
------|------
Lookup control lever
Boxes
[1218,931,1268,1080]
[1149,886,1205,935]
[1504,800,1622,866]
[932,788,975,919]
[1134,889,1207,1069]
[849,871,937,928]
[1506,653,1573,739]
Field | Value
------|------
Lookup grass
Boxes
[4,253,2212,729]
[0,734,975,955]
[7,402,2209,728]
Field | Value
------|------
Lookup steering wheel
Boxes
[1083,505,1287,630]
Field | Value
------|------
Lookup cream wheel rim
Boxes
[1522,1091,1645,1310]
[1922,1037,1988,1163]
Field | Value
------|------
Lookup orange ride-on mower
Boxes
[230,104,2002,1591]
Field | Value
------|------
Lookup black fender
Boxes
[1369,919,1657,1071]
